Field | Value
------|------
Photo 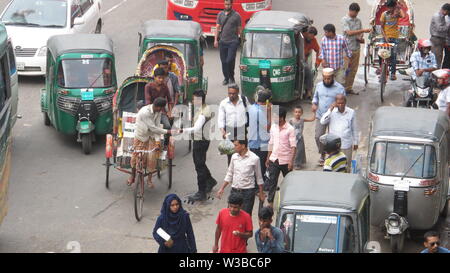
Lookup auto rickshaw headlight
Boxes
[283,65,293,73]
[37,46,47,57]
[239,65,248,72]
[388,215,400,227]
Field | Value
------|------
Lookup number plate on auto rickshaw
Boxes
[81,90,94,101]
[393,180,410,192]
[259,60,271,69]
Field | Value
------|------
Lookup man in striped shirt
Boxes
[320,134,347,173]
[320,24,352,85]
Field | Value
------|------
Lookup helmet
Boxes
[255,86,272,103]
[418,39,432,50]
[319,134,342,153]
[432,69,450,86]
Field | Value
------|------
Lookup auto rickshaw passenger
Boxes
[158,60,180,105]
[127,98,179,187]
[320,133,347,172]
[144,67,173,129]
[165,51,181,77]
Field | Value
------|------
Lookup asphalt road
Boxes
[0,0,448,253]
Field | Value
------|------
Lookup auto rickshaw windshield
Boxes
[281,212,356,253]
[370,142,437,178]
[147,42,197,68]
[243,32,293,59]
[58,58,113,89]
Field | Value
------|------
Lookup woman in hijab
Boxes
[152,194,197,253]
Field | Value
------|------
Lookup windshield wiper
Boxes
[400,150,424,180]
[314,223,333,253]
[4,22,40,27]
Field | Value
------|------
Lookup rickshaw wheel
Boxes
[81,134,92,155]
[188,140,192,152]
[380,64,387,103]
[105,158,110,189]
[44,113,51,126]
[134,172,144,222]
[390,234,405,253]
[168,159,173,190]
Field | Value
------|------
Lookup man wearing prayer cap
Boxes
[311,68,346,166]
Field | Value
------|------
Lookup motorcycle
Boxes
[400,69,436,108]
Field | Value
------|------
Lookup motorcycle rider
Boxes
[411,39,438,80]
[405,39,438,106]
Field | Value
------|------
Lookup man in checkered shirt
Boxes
[320,24,352,85]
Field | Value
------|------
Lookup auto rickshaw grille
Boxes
[94,95,114,115]
[57,96,80,116]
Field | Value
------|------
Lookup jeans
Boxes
[219,40,239,81]
[314,119,328,156]
[231,187,256,216]
[266,160,290,203]
[161,113,171,130]
[378,38,398,75]
[431,36,445,68]
[344,49,361,91]
[193,140,213,193]
[250,148,268,178]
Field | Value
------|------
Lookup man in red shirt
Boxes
[302,26,322,100]
[213,193,253,253]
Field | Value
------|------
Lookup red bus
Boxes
[166,0,272,36]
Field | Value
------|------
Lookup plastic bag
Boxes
[218,139,235,155]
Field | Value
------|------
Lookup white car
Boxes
[1,0,103,76]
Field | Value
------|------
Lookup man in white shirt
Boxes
[434,69,450,117]
[183,90,217,202]
[128,98,179,186]
[216,139,265,216]
[218,84,249,165]
[320,94,358,173]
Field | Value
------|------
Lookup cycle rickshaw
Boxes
[103,46,188,221]
[364,0,415,102]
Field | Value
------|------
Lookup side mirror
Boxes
[73,17,85,26]
[365,241,381,253]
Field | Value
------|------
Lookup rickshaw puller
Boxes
[378,0,405,81]
[127,98,179,186]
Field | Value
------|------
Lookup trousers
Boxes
[231,187,256,216]
[219,40,239,81]
[193,140,213,193]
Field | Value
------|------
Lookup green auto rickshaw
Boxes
[240,11,312,103]
[41,34,117,154]
[138,20,207,103]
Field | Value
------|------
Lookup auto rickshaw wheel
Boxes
[95,21,102,34]
[364,53,370,85]
[168,159,173,190]
[390,233,405,253]
[188,140,192,152]
[44,113,51,126]
[81,134,92,155]
[134,172,144,222]
[380,63,387,103]
[105,157,110,189]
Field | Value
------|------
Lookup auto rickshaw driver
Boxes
[127,97,181,187]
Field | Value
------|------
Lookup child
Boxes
[289,105,315,170]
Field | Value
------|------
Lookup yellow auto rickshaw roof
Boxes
[371,107,448,141]
[47,34,114,58]
[279,171,368,211]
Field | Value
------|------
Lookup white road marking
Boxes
[104,0,128,16]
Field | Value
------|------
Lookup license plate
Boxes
[259,60,271,69]
[17,62,25,70]
[81,90,94,101]
[80,121,90,130]
[394,180,410,192]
